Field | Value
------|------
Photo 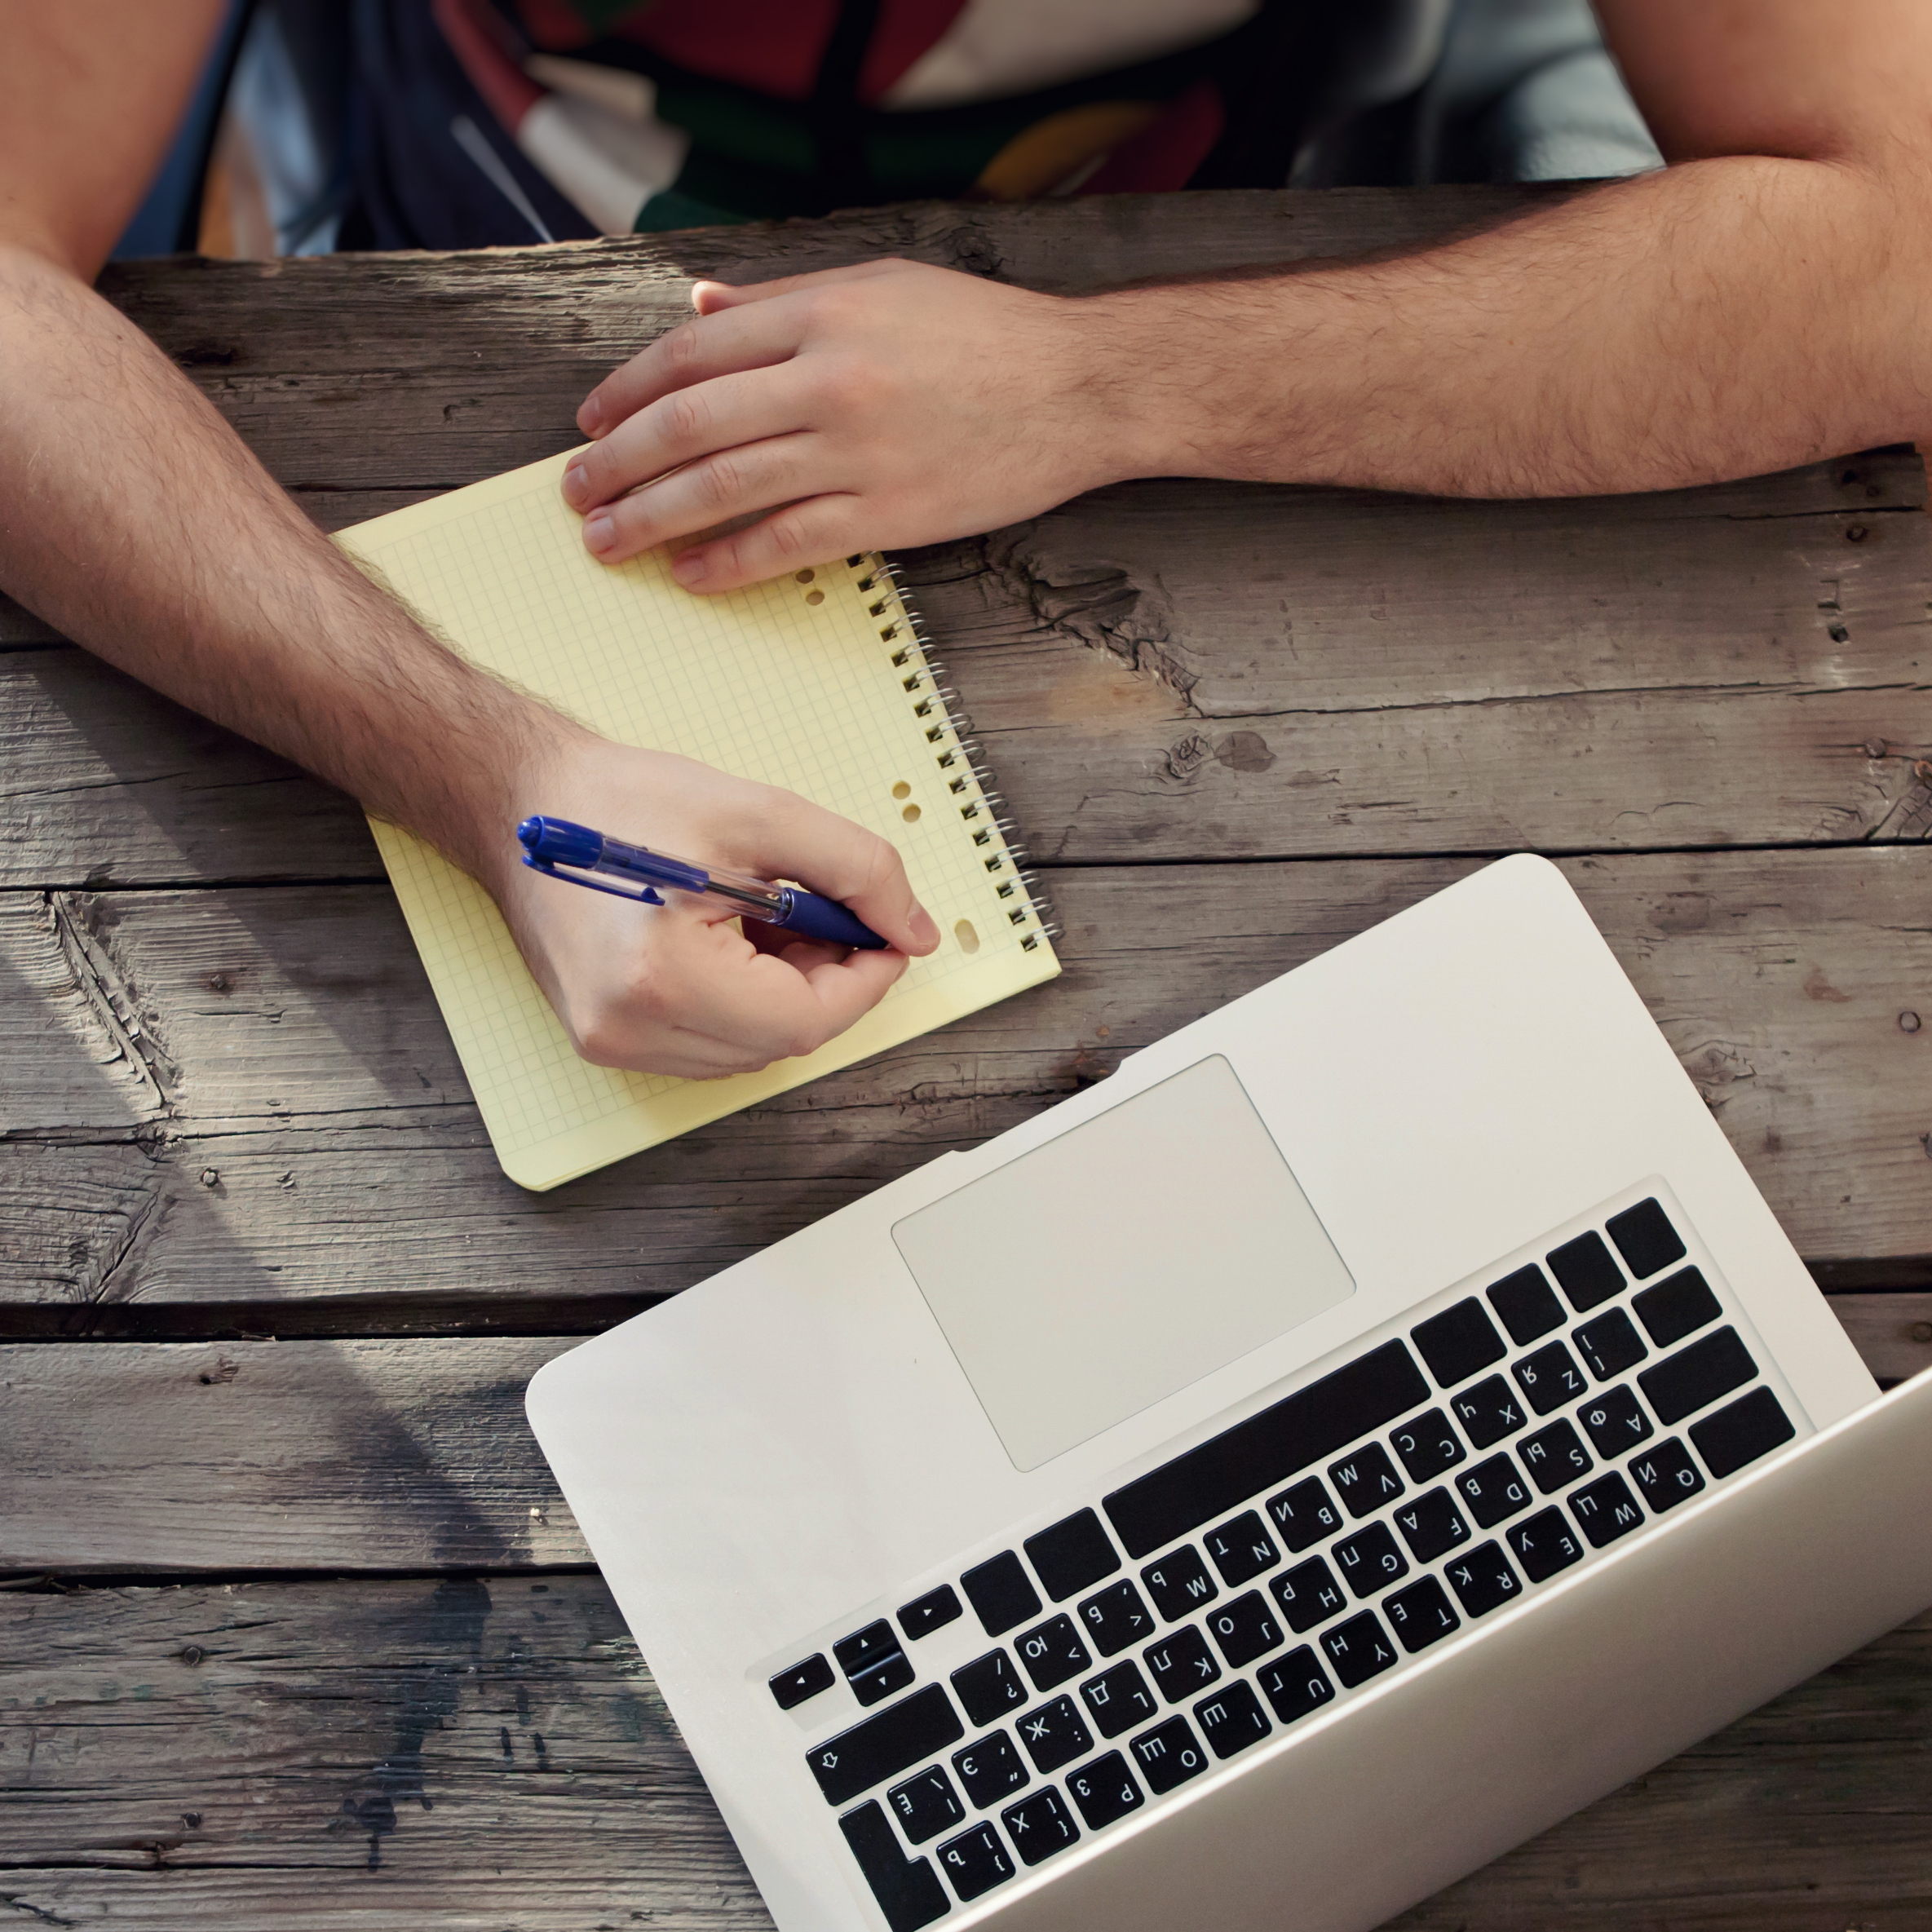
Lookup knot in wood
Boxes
[1902,1011,1923,1033]
[1846,523,1869,542]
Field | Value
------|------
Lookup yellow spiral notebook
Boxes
[337,451,1060,1191]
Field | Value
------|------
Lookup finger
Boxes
[576,301,805,440]
[665,931,908,1062]
[727,783,941,957]
[581,434,830,565]
[690,259,909,315]
[664,492,870,592]
[565,364,816,516]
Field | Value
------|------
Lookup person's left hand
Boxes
[561,259,1152,590]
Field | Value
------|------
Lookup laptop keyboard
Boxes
[771,1194,1801,1931]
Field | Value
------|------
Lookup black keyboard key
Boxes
[1017,1695,1092,1774]
[1320,1611,1399,1687]
[1449,1375,1524,1449]
[1333,1521,1410,1598]
[899,1586,962,1642]
[951,1650,1026,1728]
[1205,1589,1285,1668]
[1578,1383,1654,1456]
[1691,1385,1795,1479]
[1456,1453,1533,1528]
[1194,1679,1271,1758]
[952,1731,1028,1808]
[1130,1715,1212,1793]
[1607,1197,1687,1280]
[1025,1508,1121,1603]
[837,1620,916,1707]
[887,1766,964,1846]
[1144,1624,1221,1702]
[1629,1436,1707,1512]
[1391,1488,1470,1563]
[1633,1265,1722,1350]
[1271,1556,1348,1633]
[1413,1298,1507,1388]
[1567,1470,1646,1548]
[838,1802,950,1932]
[852,1652,916,1706]
[961,1551,1041,1638]
[810,1685,966,1807]
[1015,1615,1090,1695]
[1140,1546,1218,1621]
[1519,1419,1592,1495]
[1266,1477,1342,1552]
[1256,1647,1337,1725]
[1390,1407,1466,1482]
[937,1821,1014,1903]
[1329,1442,1405,1518]
[1080,1660,1160,1739]
[1512,1340,1589,1416]
[835,1620,902,1676]
[1066,1750,1144,1830]
[1507,1506,1585,1582]
[1384,1576,1461,1654]
[1573,1307,1647,1383]
[1444,1541,1522,1617]
[1001,1787,1079,1866]
[1103,1340,1430,1558]
[771,1654,833,1711]
[1488,1263,1565,1345]
[1205,1510,1280,1586]
[1640,1327,1757,1426]
[1548,1230,1625,1311]
[1077,1579,1155,1657]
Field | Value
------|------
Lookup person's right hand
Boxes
[485,736,939,1079]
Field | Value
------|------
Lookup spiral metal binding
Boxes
[855,554,1063,953]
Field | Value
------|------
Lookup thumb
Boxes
[748,792,940,957]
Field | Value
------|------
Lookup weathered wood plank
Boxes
[2,1576,1927,1928]
[2,1324,1921,1576]
[7,456,1929,886]
[2,849,1927,1328]
[1,1337,583,1573]
[1830,1293,1932,1383]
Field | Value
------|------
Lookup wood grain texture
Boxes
[7,453,1929,887]
[3,849,1927,1333]
[3,1320,1924,1577]
[2,1576,1927,1929]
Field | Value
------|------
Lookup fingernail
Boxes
[909,904,939,948]
[673,550,707,585]
[562,460,586,505]
[584,512,615,555]
[577,396,603,437]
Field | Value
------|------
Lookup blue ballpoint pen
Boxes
[515,815,890,950]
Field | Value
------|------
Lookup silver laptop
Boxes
[527,855,1932,1932]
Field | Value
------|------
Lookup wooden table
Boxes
[3,188,1930,1927]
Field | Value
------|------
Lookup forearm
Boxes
[1101,155,1932,499]
[0,245,580,888]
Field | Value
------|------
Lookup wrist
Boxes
[1066,286,1202,486]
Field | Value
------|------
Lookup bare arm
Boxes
[564,0,1932,585]
[0,2,936,1079]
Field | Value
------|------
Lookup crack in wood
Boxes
[44,895,179,1112]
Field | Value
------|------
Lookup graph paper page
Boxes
[335,451,1059,1190]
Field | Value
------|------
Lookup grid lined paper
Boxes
[337,450,1060,1190]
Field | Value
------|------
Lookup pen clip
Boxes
[521,854,665,904]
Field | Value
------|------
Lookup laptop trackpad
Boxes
[891,1054,1355,1471]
